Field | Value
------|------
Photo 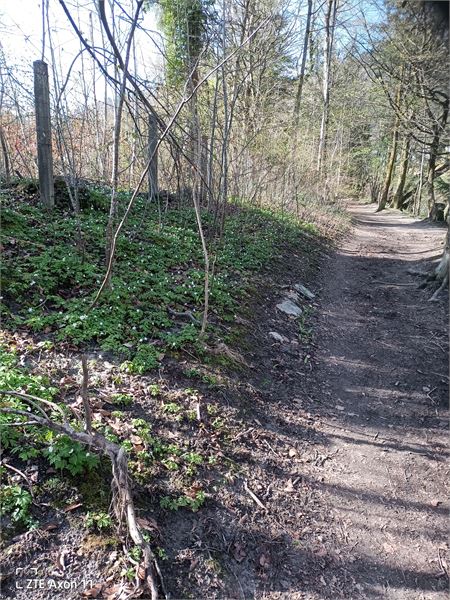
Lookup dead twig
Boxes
[0,390,65,420]
[243,480,267,511]
[417,368,449,381]
[1,462,35,497]
[81,355,92,434]
[230,427,254,442]
[167,307,201,325]
[438,548,449,579]
[372,281,416,286]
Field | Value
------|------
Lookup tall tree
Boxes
[316,0,337,178]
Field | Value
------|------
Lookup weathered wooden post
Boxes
[33,60,54,209]
[148,111,158,201]
[0,127,11,185]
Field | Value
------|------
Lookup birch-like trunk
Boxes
[316,0,337,178]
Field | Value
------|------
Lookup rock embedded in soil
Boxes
[293,283,316,300]
[276,299,303,317]
[269,331,289,343]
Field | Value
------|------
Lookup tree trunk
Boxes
[425,101,448,221]
[293,0,313,128]
[148,111,158,201]
[434,230,449,281]
[413,148,425,216]
[377,125,399,212]
[391,134,410,210]
[377,68,405,212]
[317,0,337,178]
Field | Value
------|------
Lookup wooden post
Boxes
[148,112,158,200]
[0,127,11,185]
[33,60,54,209]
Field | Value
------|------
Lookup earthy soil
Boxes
[217,202,449,600]
[1,203,448,600]
[301,204,449,600]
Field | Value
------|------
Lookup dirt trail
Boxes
[307,203,449,599]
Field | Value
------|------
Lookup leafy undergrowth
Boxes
[0,185,346,598]
[1,189,319,372]
[0,328,248,595]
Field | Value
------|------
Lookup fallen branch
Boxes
[1,462,35,497]
[0,380,165,599]
[243,480,267,511]
[416,368,449,381]
[372,281,416,286]
[81,355,92,434]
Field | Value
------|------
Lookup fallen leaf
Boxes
[103,584,122,600]
[233,542,246,563]
[97,409,112,417]
[137,516,159,531]
[82,584,103,598]
[60,376,77,387]
[137,562,146,580]
[106,583,135,600]
[41,522,58,531]
[284,479,295,492]
[186,484,203,499]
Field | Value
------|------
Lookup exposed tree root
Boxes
[0,364,165,600]
[429,271,449,302]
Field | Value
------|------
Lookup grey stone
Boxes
[276,299,303,317]
[294,283,315,300]
[269,331,288,343]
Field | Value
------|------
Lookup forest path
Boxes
[307,203,449,599]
